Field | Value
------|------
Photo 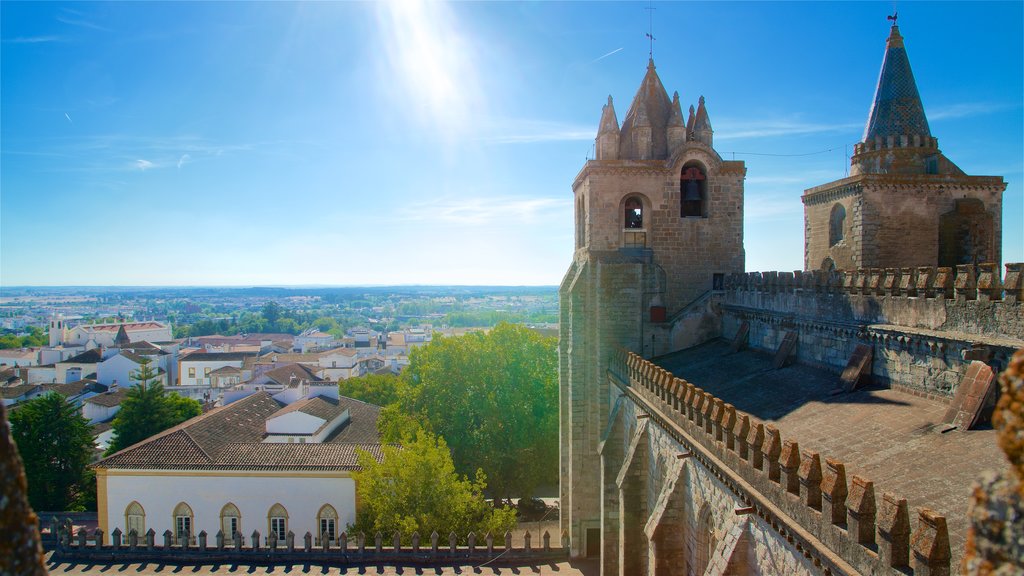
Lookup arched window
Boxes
[694,505,717,575]
[267,503,289,544]
[829,204,846,246]
[624,197,644,229]
[821,257,836,273]
[172,502,194,545]
[124,501,145,545]
[317,504,338,545]
[680,165,707,217]
[220,503,241,544]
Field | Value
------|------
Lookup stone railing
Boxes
[726,263,1023,303]
[610,350,952,576]
[49,519,569,565]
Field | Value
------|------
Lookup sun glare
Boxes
[375,0,481,141]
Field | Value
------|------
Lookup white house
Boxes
[177,351,256,398]
[52,317,173,348]
[97,351,168,388]
[292,329,335,353]
[317,348,360,381]
[82,388,128,424]
[0,347,40,367]
[93,392,383,547]
[54,348,103,384]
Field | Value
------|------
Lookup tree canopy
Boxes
[9,393,95,511]
[374,323,558,500]
[105,359,201,455]
[350,431,516,541]
[338,373,404,407]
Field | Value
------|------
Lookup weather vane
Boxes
[645,2,656,59]
[887,11,898,26]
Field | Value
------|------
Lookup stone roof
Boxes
[655,338,1002,564]
[181,351,256,362]
[83,388,128,408]
[862,25,930,142]
[94,392,383,471]
[61,348,103,365]
[618,59,672,160]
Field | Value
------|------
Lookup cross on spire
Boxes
[645,2,656,59]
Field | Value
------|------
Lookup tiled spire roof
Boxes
[619,58,672,159]
[862,25,931,142]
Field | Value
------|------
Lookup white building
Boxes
[97,350,169,388]
[82,388,128,424]
[0,348,40,367]
[93,392,383,547]
[317,348,360,381]
[178,351,255,388]
[292,329,335,353]
[51,316,173,349]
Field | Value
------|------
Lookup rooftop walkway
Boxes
[654,338,1004,564]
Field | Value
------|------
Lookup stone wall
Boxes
[719,264,1024,396]
[609,351,955,575]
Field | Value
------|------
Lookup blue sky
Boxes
[2,1,1021,286]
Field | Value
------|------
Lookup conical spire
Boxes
[667,92,685,127]
[693,96,713,147]
[114,324,130,348]
[619,58,672,159]
[862,24,930,143]
[595,95,621,160]
[597,95,620,135]
[686,105,696,140]
[667,91,687,151]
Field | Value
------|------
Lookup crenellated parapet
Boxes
[610,349,955,575]
[725,263,1023,303]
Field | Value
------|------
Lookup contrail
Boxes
[64,112,73,123]
[591,47,623,64]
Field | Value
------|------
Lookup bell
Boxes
[683,180,702,201]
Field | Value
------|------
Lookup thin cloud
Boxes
[929,102,1017,121]
[135,159,155,171]
[401,197,569,226]
[480,119,594,145]
[177,154,191,170]
[4,35,67,44]
[716,119,861,140]
[591,47,623,64]
[56,14,111,32]
[64,113,73,124]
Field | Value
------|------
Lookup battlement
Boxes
[611,350,954,575]
[853,134,939,155]
[726,263,1023,304]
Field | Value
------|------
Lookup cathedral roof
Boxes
[862,25,931,142]
[619,59,672,159]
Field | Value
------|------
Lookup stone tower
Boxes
[559,59,744,568]
[803,23,1006,272]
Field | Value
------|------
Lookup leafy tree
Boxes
[338,373,405,407]
[350,431,516,541]
[390,323,558,500]
[105,359,201,454]
[261,301,282,328]
[9,393,95,511]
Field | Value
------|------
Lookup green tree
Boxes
[261,301,282,330]
[392,323,558,500]
[338,373,405,407]
[350,431,516,541]
[105,359,201,454]
[9,393,95,511]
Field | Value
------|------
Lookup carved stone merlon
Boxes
[847,475,877,545]
[748,422,765,470]
[822,458,849,526]
[975,263,1003,301]
[955,264,977,301]
[779,440,801,495]
[911,509,951,576]
[762,425,783,482]
[1003,263,1024,303]
[878,493,910,568]
[798,450,823,510]
[932,267,954,299]
[733,414,751,459]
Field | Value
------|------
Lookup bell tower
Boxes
[559,59,745,572]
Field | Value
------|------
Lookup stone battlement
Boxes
[853,134,939,155]
[726,263,1022,304]
[611,350,954,575]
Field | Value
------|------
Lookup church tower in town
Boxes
[803,22,1006,272]
[559,58,745,567]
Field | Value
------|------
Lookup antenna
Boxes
[645,1,656,59]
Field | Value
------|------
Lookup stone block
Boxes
[847,476,876,545]
[878,493,910,568]
[822,459,848,526]
[911,509,951,576]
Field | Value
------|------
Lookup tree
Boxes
[349,431,516,541]
[261,301,282,329]
[391,323,558,500]
[105,359,201,454]
[9,393,95,511]
[338,373,405,407]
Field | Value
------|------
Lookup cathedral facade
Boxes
[560,22,1020,576]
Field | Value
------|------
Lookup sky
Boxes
[1,1,1021,287]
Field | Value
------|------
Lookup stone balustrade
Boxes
[50,523,569,565]
[610,349,952,576]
